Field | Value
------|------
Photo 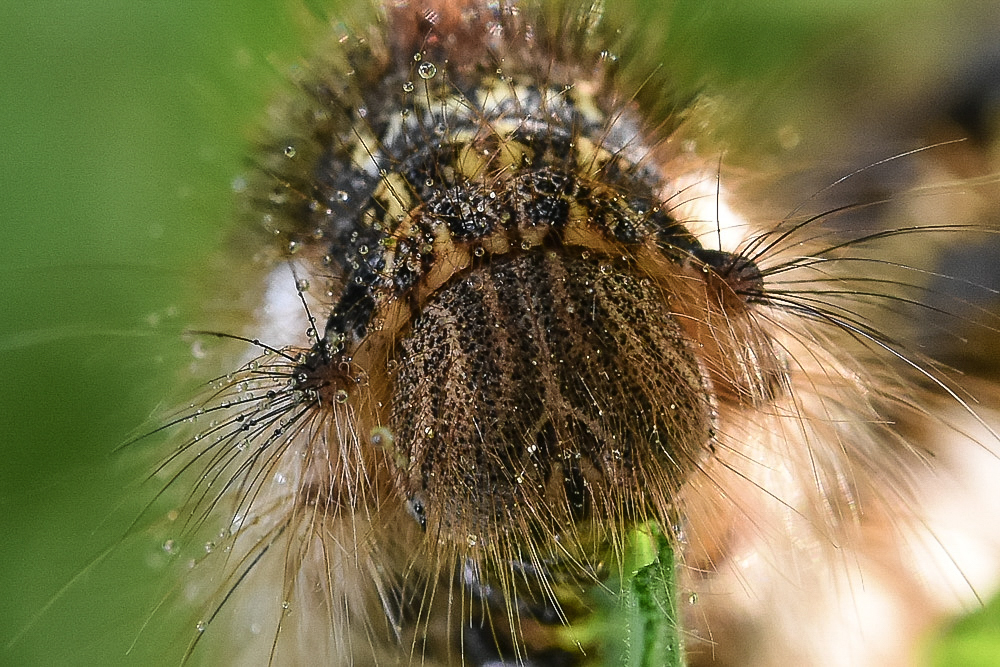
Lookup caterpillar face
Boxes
[6,1,1000,666]
[269,14,774,566]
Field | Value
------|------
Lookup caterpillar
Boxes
[5,1,1000,665]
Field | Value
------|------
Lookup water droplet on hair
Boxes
[417,61,437,79]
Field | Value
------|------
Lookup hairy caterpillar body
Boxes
[7,1,1000,666]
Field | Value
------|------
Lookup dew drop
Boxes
[417,61,437,79]
[335,190,350,202]
[473,246,486,257]
[162,539,177,555]
[283,145,296,158]
[334,389,349,404]
[402,80,415,93]
[196,621,206,633]
[296,278,310,292]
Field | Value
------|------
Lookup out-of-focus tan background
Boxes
[1,1,998,664]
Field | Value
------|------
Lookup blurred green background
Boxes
[1,1,999,664]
